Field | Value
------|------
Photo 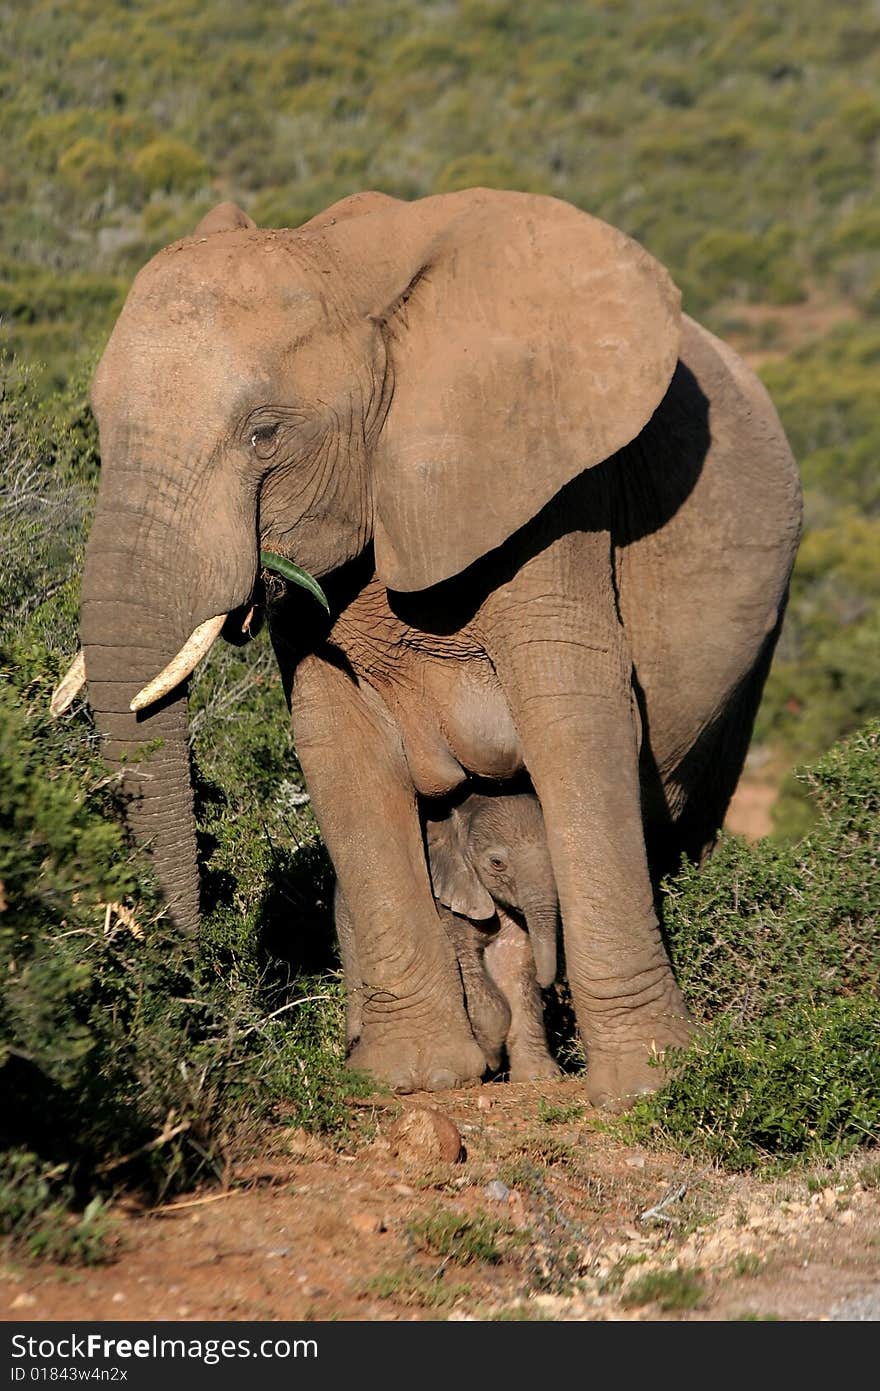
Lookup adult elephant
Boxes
[53,189,801,1106]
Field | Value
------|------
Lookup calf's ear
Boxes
[426,812,496,922]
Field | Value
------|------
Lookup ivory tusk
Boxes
[130,614,226,712]
[50,650,86,717]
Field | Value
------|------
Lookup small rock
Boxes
[111,1292,126,1304]
[393,1183,416,1197]
[10,1293,36,1310]
[389,1107,463,1166]
[350,1211,386,1236]
[625,1155,646,1169]
[266,1247,292,1258]
[485,1180,510,1202]
[838,1208,855,1226]
[477,1096,493,1111]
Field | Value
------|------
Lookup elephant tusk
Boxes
[130,613,227,712]
[50,650,86,717]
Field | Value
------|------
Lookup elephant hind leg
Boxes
[648,620,785,883]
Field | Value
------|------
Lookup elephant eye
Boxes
[488,853,508,872]
[250,424,280,458]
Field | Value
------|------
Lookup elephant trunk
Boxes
[521,900,559,989]
[85,655,200,932]
[515,848,559,988]
[77,449,257,933]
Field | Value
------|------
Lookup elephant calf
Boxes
[437,904,560,1083]
[336,788,560,1081]
[427,789,560,1081]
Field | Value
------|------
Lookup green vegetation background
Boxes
[5,0,880,789]
[1,0,878,1252]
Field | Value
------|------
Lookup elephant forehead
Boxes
[94,310,272,416]
[94,254,336,415]
[117,235,328,341]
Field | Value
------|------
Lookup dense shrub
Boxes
[130,138,208,195]
[57,138,124,198]
[628,723,880,1169]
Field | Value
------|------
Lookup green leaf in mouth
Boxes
[260,550,330,613]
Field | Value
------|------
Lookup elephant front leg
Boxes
[441,910,511,1072]
[485,914,560,1082]
[333,882,364,1049]
[292,654,486,1092]
[484,541,691,1109]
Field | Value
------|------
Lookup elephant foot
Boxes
[508,1053,561,1083]
[348,1026,487,1094]
[585,1016,692,1112]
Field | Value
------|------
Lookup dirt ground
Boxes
[3,1079,878,1324]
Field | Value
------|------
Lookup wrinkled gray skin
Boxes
[338,790,560,1081]
[71,189,802,1107]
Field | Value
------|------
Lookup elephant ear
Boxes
[426,811,496,922]
[193,202,256,236]
[322,189,681,591]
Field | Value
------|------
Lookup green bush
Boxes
[130,138,208,195]
[0,267,124,326]
[57,138,124,198]
[628,723,880,1169]
[0,1151,115,1265]
[632,998,880,1170]
[683,225,805,309]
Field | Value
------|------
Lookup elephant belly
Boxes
[396,662,525,796]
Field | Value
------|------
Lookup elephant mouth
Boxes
[51,588,266,719]
[128,613,228,712]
